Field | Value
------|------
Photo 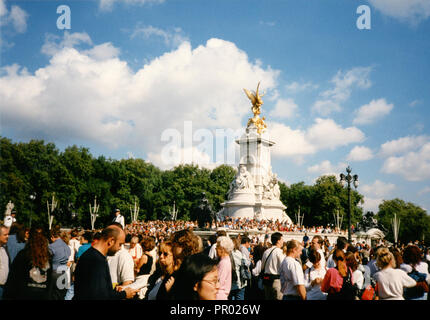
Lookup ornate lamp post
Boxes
[340,166,359,242]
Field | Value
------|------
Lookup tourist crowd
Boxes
[0,218,429,301]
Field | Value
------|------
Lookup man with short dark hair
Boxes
[261,232,285,300]
[73,225,137,300]
[0,225,10,299]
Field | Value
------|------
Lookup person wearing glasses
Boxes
[169,253,219,300]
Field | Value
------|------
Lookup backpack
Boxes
[328,268,357,300]
[230,252,251,286]
[404,268,429,300]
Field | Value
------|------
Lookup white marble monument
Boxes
[219,83,292,223]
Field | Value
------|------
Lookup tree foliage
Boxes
[376,198,430,245]
[1,137,427,244]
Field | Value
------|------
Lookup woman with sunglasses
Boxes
[321,249,356,300]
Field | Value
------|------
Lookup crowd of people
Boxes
[0,216,429,301]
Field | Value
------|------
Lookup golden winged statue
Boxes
[244,82,267,134]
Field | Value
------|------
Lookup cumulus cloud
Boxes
[99,0,165,11]
[381,142,430,181]
[368,0,430,24]
[130,25,188,48]
[0,33,279,169]
[347,146,374,161]
[269,118,365,159]
[307,160,347,178]
[285,81,318,93]
[360,180,396,213]
[269,98,298,119]
[0,0,29,40]
[418,186,430,196]
[306,118,365,150]
[353,98,393,125]
[312,67,372,116]
[361,180,396,198]
[379,135,430,157]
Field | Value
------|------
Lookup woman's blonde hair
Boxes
[376,247,395,269]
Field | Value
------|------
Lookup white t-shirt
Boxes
[261,247,285,275]
[280,256,305,296]
[304,266,327,300]
[374,268,416,300]
[352,269,364,290]
[107,247,135,285]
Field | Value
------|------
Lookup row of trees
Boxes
[1,137,429,244]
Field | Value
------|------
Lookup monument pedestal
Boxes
[220,124,291,223]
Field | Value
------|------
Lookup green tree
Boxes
[376,198,430,245]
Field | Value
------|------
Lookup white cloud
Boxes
[285,81,318,93]
[0,33,279,169]
[306,118,365,150]
[347,146,374,161]
[353,98,393,125]
[418,186,430,196]
[269,123,316,157]
[307,160,347,177]
[382,142,430,181]
[269,118,365,158]
[130,25,188,48]
[0,0,7,18]
[368,0,430,24]
[99,0,165,11]
[361,180,395,198]
[409,99,422,107]
[41,32,93,56]
[361,197,383,213]
[9,5,28,33]
[0,1,28,34]
[312,67,372,116]
[147,146,219,170]
[379,135,430,157]
[269,98,298,119]
[360,180,396,213]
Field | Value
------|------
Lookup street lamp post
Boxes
[340,166,359,242]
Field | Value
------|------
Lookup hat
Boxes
[115,208,120,213]
[11,210,16,215]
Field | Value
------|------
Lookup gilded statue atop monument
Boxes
[244,82,267,134]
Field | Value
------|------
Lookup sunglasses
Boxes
[160,252,171,257]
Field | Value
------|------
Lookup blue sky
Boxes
[1,0,430,214]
